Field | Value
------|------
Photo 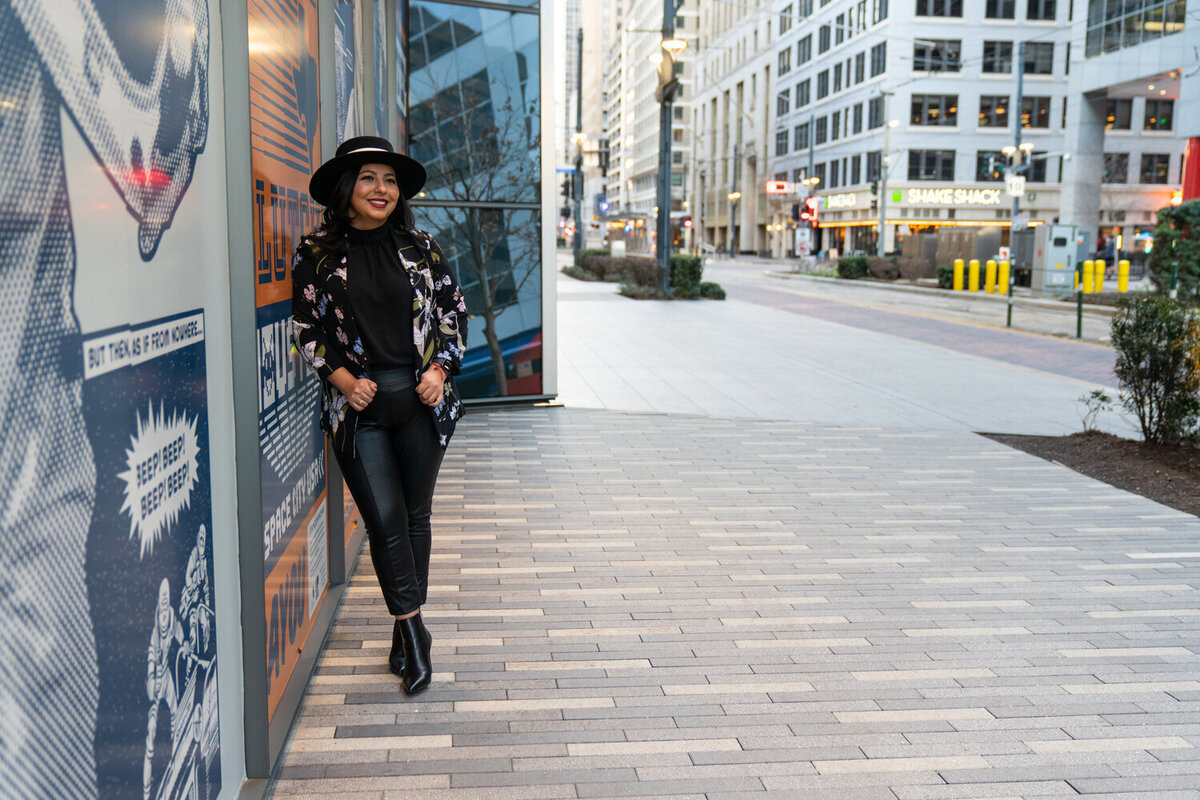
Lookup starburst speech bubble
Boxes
[118,402,200,558]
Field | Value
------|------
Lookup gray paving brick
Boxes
[266,408,1200,800]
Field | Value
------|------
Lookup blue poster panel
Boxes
[83,313,221,800]
[334,0,360,141]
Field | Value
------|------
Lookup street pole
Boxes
[655,0,675,295]
[877,92,892,256]
[573,28,584,265]
[728,143,739,256]
[1010,40,1025,236]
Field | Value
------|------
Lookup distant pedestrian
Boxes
[292,136,468,694]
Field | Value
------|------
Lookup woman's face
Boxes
[347,163,399,229]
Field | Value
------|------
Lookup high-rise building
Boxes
[690,0,776,255]
[602,0,693,253]
[764,0,1190,259]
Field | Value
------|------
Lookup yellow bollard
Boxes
[953,258,964,291]
[968,259,980,292]
[985,259,998,294]
[1070,264,1078,289]
[1095,260,1105,293]
[998,260,1011,295]
[1118,259,1130,292]
[1082,260,1095,293]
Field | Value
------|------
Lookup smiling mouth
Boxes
[368,199,390,208]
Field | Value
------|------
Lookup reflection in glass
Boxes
[408,2,540,204]
[421,206,543,398]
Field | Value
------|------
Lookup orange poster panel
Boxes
[264,494,329,718]
[249,0,323,308]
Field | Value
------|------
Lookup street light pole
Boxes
[573,28,584,265]
[654,0,678,296]
[876,91,893,256]
[728,142,740,256]
[1010,40,1026,235]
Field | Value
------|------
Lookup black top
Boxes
[345,224,415,370]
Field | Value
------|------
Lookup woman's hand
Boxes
[345,378,378,412]
[416,366,445,407]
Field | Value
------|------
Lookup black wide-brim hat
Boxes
[309,136,427,206]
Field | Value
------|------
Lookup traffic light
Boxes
[798,196,819,225]
[561,177,572,200]
[791,203,801,220]
[870,180,878,196]
[682,217,693,229]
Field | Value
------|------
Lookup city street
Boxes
[265,256,1198,800]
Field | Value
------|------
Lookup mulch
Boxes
[985,431,1200,518]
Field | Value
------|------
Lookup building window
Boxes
[977,151,1005,182]
[814,162,826,185]
[1106,98,1132,130]
[780,3,794,32]
[853,102,864,133]
[872,0,889,22]
[795,122,810,150]
[870,42,886,76]
[1144,99,1174,131]
[1021,96,1051,128]
[911,94,958,126]
[986,0,1015,17]
[798,34,813,64]
[776,129,790,156]
[855,52,866,83]
[777,89,791,116]
[1102,153,1129,183]
[1023,42,1053,74]
[916,0,963,16]
[819,24,831,52]
[833,64,843,93]
[778,48,792,76]
[913,40,960,71]
[830,159,840,187]
[815,116,828,144]
[1026,0,1055,19]
[836,13,846,44]
[831,110,842,140]
[1140,153,1170,183]
[979,95,1009,127]
[909,149,956,181]
[1087,0,1186,56]
[982,41,1012,73]
[868,95,884,128]
[817,70,830,99]
[851,154,862,184]
[800,0,812,16]
[867,150,882,180]
[797,79,811,107]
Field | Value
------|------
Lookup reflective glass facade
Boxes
[1086,0,1186,56]
[409,0,543,398]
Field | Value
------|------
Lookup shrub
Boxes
[670,254,704,295]
[867,256,900,280]
[1111,294,1200,444]
[621,257,661,289]
[836,255,868,279]
[897,255,933,281]
[936,264,954,289]
[1146,200,1200,305]
[699,281,726,300]
[562,264,600,281]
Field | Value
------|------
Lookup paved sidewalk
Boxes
[269,407,1200,800]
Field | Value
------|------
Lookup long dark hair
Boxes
[306,166,416,259]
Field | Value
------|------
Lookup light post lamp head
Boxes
[728,191,741,201]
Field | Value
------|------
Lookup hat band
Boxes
[344,147,392,155]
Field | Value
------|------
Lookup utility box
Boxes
[1031,223,1085,296]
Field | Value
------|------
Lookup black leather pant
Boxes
[334,369,444,616]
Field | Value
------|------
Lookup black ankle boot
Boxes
[398,613,432,694]
[388,619,405,677]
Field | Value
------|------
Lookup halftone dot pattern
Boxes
[0,7,99,799]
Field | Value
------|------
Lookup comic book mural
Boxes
[247,0,331,720]
[0,0,219,798]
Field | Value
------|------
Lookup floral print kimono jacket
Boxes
[291,226,468,450]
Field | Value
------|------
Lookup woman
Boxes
[292,136,467,694]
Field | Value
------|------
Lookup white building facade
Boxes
[764,0,1189,259]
